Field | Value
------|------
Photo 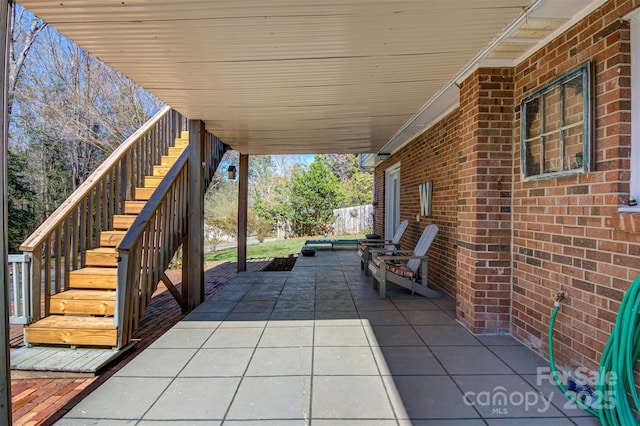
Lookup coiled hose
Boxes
[548,275,640,425]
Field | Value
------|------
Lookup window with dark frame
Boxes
[521,62,592,180]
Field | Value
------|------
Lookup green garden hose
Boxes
[548,275,640,425]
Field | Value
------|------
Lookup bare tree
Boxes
[9,11,162,219]
[8,6,46,115]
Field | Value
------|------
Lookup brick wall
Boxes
[512,0,640,369]
[372,0,640,373]
[373,111,460,297]
[457,68,515,334]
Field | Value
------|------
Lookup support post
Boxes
[237,154,249,272]
[185,120,205,311]
[0,1,12,422]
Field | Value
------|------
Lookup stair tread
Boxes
[51,289,115,300]
[28,316,116,330]
[86,247,118,254]
[70,267,117,277]
[100,230,127,246]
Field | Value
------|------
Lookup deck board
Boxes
[11,345,133,373]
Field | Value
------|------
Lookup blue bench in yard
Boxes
[304,239,359,250]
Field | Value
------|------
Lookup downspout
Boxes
[0,0,12,423]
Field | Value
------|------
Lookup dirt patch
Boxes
[262,255,298,271]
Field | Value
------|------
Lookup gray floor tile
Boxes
[226,376,311,420]
[225,312,272,321]
[398,420,485,426]
[217,319,268,328]
[180,348,254,377]
[384,375,479,419]
[350,289,381,300]
[59,251,601,425]
[477,334,521,346]
[403,309,458,325]
[315,310,359,320]
[246,347,312,376]
[372,346,446,375]
[312,376,395,419]
[223,421,305,426]
[173,320,222,329]
[490,345,549,374]
[279,289,315,300]
[453,374,563,418]
[359,310,409,326]
[414,325,481,346]
[521,374,595,418]
[486,419,574,425]
[569,416,602,425]
[267,318,315,327]
[315,289,352,299]
[144,377,240,420]
[63,377,172,419]
[315,299,356,311]
[314,326,369,346]
[232,299,276,313]
[182,312,229,322]
[315,318,363,327]
[391,298,441,311]
[273,298,315,312]
[148,328,215,349]
[431,346,512,375]
[313,346,379,375]
[140,422,221,426]
[314,421,397,426]
[115,348,197,377]
[57,420,138,425]
[242,292,281,302]
[365,325,424,346]
[270,311,315,321]
[430,295,457,311]
[203,327,264,348]
[258,326,314,347]
[354,298,398,311]
[191,300,234,313]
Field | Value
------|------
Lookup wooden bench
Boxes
[304,239,359,250]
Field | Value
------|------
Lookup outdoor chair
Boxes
[368,224,441,298]
[358,220,409,275]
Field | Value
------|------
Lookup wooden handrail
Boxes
[118,149,189,254]
[115,130,228,348]
[20,105,172,251]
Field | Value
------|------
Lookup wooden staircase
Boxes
[24,132,189,348]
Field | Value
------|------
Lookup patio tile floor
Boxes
[56,250,600,425]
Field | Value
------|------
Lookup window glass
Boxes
[521,63,591,180]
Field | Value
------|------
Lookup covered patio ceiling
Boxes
[19,0,603,155]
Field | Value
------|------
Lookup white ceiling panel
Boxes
[18,0,601,154]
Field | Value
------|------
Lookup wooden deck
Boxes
[10,344,133,374]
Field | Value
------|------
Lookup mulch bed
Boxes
[261,254,298,271]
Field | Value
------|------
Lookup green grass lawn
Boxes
[204,233,366,262]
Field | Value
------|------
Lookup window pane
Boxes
[564,124,584,170]
[525,98,541,139]
[520,62,590,180]
[543,86,561,134]
[544,131,562,173]
[563,75,584,126]
[525,139,541,177]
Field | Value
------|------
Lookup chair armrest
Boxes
[358,239,394,245]
[376,254,427,261]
